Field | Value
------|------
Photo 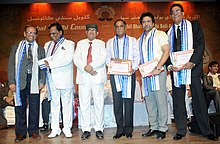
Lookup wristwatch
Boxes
[155,66,161,70]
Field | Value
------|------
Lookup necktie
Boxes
[51,42,57,56]
[49,42,57,73]
[87,42,92,64]
[176,26,181,51]
[27,43,33,74]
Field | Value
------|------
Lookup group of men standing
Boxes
[7,3,218,143]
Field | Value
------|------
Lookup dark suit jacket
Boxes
[166,20,205,78]
[8,42,46,90]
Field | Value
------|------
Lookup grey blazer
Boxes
[8,42,46,91]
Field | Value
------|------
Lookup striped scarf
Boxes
[46,36,65,100]
[14,40,26,106]
[139,28,160,97]
[113,34,131,98]
[14,40,39,106]
[168,19,193,87]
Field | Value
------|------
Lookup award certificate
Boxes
[171,49,194,67]
[138,59,164,78]
[108,60,132,75]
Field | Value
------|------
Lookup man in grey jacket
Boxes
[8,25,46,142]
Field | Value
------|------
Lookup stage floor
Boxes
[0,124,218,144]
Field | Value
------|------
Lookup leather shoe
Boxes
[30,133,41,139]
[39,124,49,131]
[0,124,8,130]
[96,131,104,139]
[126,133,133,138]
[14,135,26,142]
[173,134,185,140]
[205,134,218,141]
[113,133,125,139]
[156,131,166,139]
[142,129,158,137]
[81,131,91,140]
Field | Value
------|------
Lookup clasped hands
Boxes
[169,62,195,72]
[111,58,134,75]
[84,64,97,76]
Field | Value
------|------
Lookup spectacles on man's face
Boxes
[26,31,37,36]
[49,31,58,36]
[170,9,181,15]
[87,28,97,32]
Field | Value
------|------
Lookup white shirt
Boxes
[208,72,220,88]
[106,35,140,71]
[174,22,182,39]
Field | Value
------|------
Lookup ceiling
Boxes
[0,0,216,4]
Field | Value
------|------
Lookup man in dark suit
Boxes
[203,61,220,112]
[8,26,46,142]
[166,3,218,141]
[106,19,140,139]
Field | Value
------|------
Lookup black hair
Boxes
[170,3,184,14]
[208,61,219,69]
[114,19,127,27]
[48,22,64,35]
[139,12,155,24]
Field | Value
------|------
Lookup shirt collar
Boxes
[207,72,219,77]
[25,40,34,46]
[174,22,182,28]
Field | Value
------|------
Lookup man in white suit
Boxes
[44,22,75,138]
[74,24,107,140]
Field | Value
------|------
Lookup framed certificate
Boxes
[138,59,164,78]
[171,49,194,67]
[108,60,132,75]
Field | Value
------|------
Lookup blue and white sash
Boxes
[46,36,65,100]
[139,28,160,97]
[14,40,26,106]
[113,34,132,98]
[167,19,193,87]
[14,40,39,106]
[46,36,65,57]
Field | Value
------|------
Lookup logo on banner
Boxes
[95,5,115,21]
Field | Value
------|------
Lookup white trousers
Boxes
[49,79,73,133]
[79,82,104,132]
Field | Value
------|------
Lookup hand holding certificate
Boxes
[171,49,194,70]
[108,60,132,75]
[138,59,164,78]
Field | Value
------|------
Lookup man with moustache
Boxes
[106,19,140,139]
[44,22,75,138]
[167,3,218,141]
[139,12,170,139]
[8,25,46,142]
[74,24,107,140]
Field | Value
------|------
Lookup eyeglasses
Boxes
[49,32,58,36]
[26,31,37,36]
[171,9,181,15]
[87,28,97,32]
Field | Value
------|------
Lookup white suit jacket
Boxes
[74,38,107,84]
[44,39,75,89]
